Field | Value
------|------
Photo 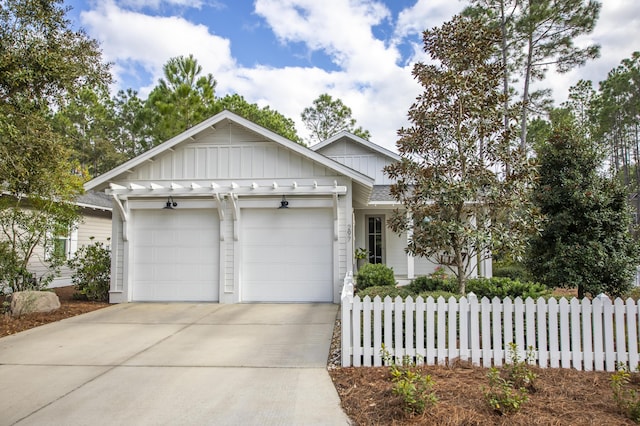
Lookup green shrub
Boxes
[483,344,535,415]
[623,287,640,301]
[611,365,640,423]
[418,290,460,301]
[382,345,438,414]
[493,262,532,282]
[357,285,412,299]
[466,277,550,300]
[355,263,395,290]
[67,237,111,302]
[408,276,457,294]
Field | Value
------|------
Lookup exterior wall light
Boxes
[279,195,289,209]
[163,196,178,209]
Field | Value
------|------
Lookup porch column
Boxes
[407,212,415,279]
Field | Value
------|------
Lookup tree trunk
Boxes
[520,32,534,152]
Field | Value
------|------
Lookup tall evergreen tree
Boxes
[301,93,370,145]
[217,94,303,144]
[466,0,601,151]
[146,54,217,144]
[526,114,639,298]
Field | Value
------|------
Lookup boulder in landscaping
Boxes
[10,291,60,317]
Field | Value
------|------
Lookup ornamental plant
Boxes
[355,263,395,291]
[67,237,111,302]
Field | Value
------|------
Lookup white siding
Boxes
[315,137,397,184]
[128,121,333,182]
[77,214,112,247]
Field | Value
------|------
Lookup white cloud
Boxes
[117,0,205,10]
[76,0,640,153]
[81,1,235,95]
[394,0,464,40]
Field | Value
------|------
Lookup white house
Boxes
[0,191,112,289]
[85,111,488,304]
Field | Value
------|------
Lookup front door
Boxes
[366,215,385,264]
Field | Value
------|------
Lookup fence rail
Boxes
[340,273,640,371]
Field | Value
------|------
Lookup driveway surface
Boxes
[0,303,350,425]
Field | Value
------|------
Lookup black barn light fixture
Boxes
[278,195,289,209]
[163,196,178,209]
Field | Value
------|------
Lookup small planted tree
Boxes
[386,15,537,294]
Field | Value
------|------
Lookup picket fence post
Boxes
[339,279,639,371]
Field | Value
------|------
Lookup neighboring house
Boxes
[85,111,489,304]
[41,192,113,288]
[0,191,112,289]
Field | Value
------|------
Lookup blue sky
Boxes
[64,0,640,150]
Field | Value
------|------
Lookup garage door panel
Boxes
[132,209,219,302]
[242,208,333,303]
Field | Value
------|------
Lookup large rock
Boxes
[10,291,60,317]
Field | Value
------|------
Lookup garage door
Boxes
[132,209,219,301]
[242,208,333,302]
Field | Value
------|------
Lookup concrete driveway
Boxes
[0,303,350,426]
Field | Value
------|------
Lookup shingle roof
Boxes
[370,185,396,202]
[76,191,112,209]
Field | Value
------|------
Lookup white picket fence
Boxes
[340,273,640,371]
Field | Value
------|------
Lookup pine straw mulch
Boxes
[328,359,638,425]
[0,286,109,338]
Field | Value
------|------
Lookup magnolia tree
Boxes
[385,15,538,294]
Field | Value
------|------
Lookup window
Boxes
[46,228,78,261]
[366,215,384,264]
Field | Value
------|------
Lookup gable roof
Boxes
[309,131,401,162]
[84,111,374,197]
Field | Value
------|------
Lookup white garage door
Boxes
[242,208,333,302]
[132,209,219,301]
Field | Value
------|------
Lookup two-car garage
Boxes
[130,207,334,303]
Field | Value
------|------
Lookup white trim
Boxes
[75,202,112,212]
[310,131,400,161]
[84,110,374,192]
[106,181,348,197]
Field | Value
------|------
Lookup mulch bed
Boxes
[0,286,109,338]
[328,360,638,425]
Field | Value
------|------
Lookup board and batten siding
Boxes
[314,137,397,185]
[128,122,334,182]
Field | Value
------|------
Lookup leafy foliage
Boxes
[407,275,457,294]
[0,0,104,292]
[301,93,370,144]
[0,199,78,293]
[483,343,536,415]
[526,117,640,298]
[610,365,640,423]
[386,15,538,294]
[146,54,218,144]
[381,345,438,415]
[217,94,303,144]
[355,263,395,290]
[492,262,532,282]
[67,238,111,302]
[356,285,412,299]
[466,277,550,300]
